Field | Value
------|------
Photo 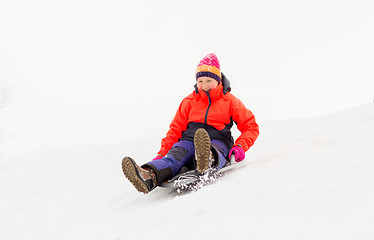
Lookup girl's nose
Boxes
[202,84,209,91]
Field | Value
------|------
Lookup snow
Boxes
[1,103,373,240]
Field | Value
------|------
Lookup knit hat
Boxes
[196,53,222,84]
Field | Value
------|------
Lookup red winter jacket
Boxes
[157,75,259,157]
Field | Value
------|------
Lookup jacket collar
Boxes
[200,84,223,101]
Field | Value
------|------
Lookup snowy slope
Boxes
[1,103,374,240]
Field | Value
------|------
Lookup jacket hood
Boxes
[194,72,231,95]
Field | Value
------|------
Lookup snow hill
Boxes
[1,103,373,240]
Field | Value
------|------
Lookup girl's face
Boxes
[196,77,218,92]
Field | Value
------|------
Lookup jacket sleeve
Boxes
[230,98,259,152]
[157,97,191,156]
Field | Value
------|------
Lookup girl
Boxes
[122,53,259,194]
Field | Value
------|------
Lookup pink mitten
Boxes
[152,155,163,161]
[229,146,245,162]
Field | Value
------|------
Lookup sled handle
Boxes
[230,153,236,164]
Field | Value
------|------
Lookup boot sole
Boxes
[194,128,211,173]
[121,157,150,194]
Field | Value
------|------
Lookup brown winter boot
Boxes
[121,157,157,194]
[194,128,215,173]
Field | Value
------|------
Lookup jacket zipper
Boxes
[204,91,211,124]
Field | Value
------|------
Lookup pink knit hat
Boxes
[196,53,222,84]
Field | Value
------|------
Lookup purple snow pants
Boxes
[143,140,229,185]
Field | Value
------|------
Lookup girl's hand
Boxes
[229,146,245,162]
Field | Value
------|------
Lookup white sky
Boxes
[1,0,373,151]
